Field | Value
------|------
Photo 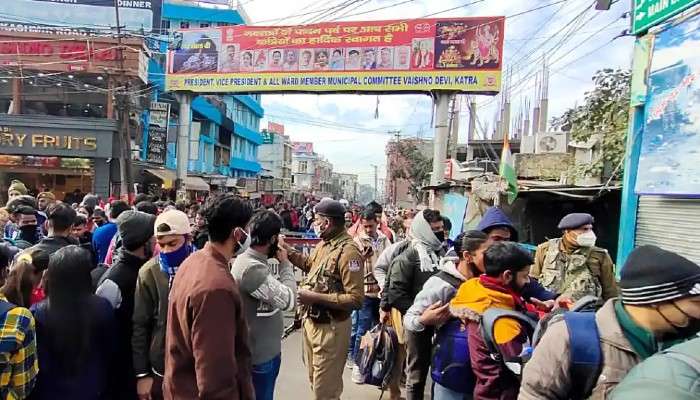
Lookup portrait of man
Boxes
[378,47,393,69]
[269,49,283,71]
[299,49,314,71]
[219,44,239,72]
[411,38,434,69]
[314,49,330,70]
[283,49,299,71]
[240,51,254,71]
[362,48,377,70]
[394,45,411,70]
[345,48,361,70]
[330,49,345,70]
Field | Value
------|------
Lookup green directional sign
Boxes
[632,0,700,34]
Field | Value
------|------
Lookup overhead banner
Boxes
[166,17,504,94]
[146,102,170,165]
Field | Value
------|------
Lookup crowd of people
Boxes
[0,177,698,400]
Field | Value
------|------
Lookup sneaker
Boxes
[351,365,364,385]
[345,357,355,369]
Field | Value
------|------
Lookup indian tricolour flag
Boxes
[499,134,518,203]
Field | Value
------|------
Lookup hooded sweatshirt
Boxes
[403,256,466,332]
[476,207,519,241]
[450,277,529,400]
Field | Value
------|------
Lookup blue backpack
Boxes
[430,271,476,394]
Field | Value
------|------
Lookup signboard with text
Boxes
[146,102,170,165]
[293,142,314,154]
[166,17,504,94]
[632,0,700,34]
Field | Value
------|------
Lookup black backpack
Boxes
[356,323,399,389]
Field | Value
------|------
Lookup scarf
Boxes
[410,210,443,272]
[479,275,528,312]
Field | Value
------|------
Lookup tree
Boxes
[551,68,631,180]
[390,140,432,204]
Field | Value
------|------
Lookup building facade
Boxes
[258,129,292,190]
[385,138,433,209]
[292,142,333,198]
[332,173,359,202]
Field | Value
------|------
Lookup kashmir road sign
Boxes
[632,0,700,34]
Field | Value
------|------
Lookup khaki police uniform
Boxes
[289,229,364,400]
[531,238,618,301]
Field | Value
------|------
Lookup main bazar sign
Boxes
[166,17,504,94]
[632,0,700,34]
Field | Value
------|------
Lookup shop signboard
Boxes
[146,102,170,165]
[268,122,285,135]
[632,0,700,34]
[293,142,314,154]
[165,17,504,94]
[261,130,274,144]
[0,0,162,36]
[636,13,700,195]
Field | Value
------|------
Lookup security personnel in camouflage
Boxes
[530,213,618,302]
[287,199,364,400]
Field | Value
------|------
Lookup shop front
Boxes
[618,2,700,268]
[0,114,116,202]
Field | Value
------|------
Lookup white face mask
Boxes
[235,229,251,256]
[575,231,597,248]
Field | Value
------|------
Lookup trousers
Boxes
[349,297,380,361]
[405,327,434,400]
[303,316,352,400]
[252,353,282,400]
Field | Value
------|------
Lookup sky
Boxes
[242,0,635,186]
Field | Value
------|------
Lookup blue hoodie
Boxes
[476,207,519,242]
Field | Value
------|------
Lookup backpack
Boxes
[430,271,475,394]
[356,323,399,388]
[480,295,603,398]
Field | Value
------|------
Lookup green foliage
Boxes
[391,141,433,203]
[551,68,631,180]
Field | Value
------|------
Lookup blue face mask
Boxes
[159,242,194,281]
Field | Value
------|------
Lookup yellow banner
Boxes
[166,70,501,93]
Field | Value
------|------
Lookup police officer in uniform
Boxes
[286,199,364,400]
[530,213,618,302]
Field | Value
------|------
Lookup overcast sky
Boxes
[243,0,634,185]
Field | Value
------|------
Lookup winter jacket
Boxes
[381,244,442,314]
[373,239,410,291]
[476,207,519,241]
[404,256,466,332]
[354,231,391,298]
[519,299,642,400]
[132,258,169,378]
[611,336,700,400]
[92,222,117,264]
[30,235,78,259]
[450,277,530,400]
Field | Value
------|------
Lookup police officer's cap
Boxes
[558,213,594,230]
[314,199,346,218]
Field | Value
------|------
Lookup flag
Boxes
[499,134,518,203]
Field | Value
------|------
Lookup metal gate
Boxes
[635,196,700,264]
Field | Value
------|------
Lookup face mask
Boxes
[235,229,251,256]
[575,231,597,247]
[159,242,193,276]
[434,230,445,243]
[19,225,37,242]
[657,303,700,340]
[313,219,328,238]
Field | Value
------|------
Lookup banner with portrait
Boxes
[166,17,504,94]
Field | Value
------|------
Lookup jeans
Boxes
[252,353,281,400]
[433,382,472,400]
[405,327,434,400]
[348,297,380,361]
[348,310,359,360]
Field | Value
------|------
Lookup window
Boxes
[161,20,171,34]
[200,22,210,28]
[299,161,308,173]
[180,21,190,29]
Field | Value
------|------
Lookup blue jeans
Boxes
[348,310,359,359]
[252,353,281,400]
[348,297,380,362]
[433,381,472,400]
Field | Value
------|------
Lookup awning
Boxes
[145,168,177,189]
[185,176,210,191]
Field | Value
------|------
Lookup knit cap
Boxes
[619,245,700,305]
[117,210,156,251]
[81,193,99,209]
[8,180,28,195]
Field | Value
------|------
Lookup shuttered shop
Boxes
[635,196,700,263]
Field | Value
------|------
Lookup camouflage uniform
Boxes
[531,238,618,301]
[288,229,364,400]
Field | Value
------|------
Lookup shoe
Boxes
[351,365,364,385]
[345,357,355,369]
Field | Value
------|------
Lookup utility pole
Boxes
[447,95,460,159]
[430,92,451,186]
[371,164,378,201]
[388,129,401,207]
[539,58,550,133]
[114,1,134,202]
[174,93,192,201]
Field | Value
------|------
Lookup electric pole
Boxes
[371,164,378,201]
[431,92,451,186]
[388,129,401,207]
[114,1,134,202]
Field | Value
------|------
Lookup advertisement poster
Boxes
[166,17,504,93]
[0,0,161,35]
[636,13,700,195]
[442,193,468,241]
[146,102,170,165]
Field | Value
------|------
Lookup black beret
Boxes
[620,245,700,305]
[558,213,594,230]
[314,199,346,218]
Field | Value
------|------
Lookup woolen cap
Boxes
[37,191,55,201]
[558,213,594,230]
[314,199,346,218]
[619,245,700,305]
[117,210,156,250]
[154,209,191,237]
[8,180,27,195]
